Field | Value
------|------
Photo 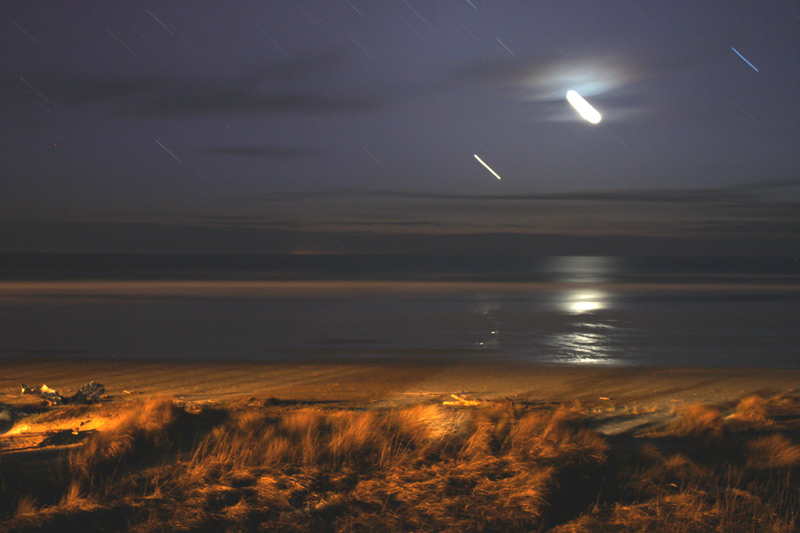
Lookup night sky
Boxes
[2,1,799,255]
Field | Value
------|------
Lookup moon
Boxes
[566,90,602,124]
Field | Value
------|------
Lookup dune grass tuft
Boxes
[747,434,800,469]
[13,495,38,518]
[667,403,724,438]
[70,396,176,479]
[731,394,771,425]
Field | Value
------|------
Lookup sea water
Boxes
[1,255,798,367]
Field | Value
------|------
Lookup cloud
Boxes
[329,220,439,228]
[181,215,299,229]
[5,51,389,118]
[198,145,320,160]
[136,90,385,117]
[262,176,800,205]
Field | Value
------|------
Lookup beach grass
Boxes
[2,390,799,532]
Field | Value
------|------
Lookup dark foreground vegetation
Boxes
[2,392,799,532]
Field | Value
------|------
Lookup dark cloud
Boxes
[198,145,320,160]
[328,220,439,228]
[5,51,389,118]
[3,219,795,256]
[179,213,458,232]
[262,176,800,205]
[678,218,800,237]
[136,90,385,118]
[183,217,299,230]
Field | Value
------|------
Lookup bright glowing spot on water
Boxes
[563,290,606,314]
[566,90,602,124]
[569,300,601,313]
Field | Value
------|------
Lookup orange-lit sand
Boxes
[3,359,799,447]
[3,359,798,409]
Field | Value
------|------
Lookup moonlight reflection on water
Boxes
[548,289,620,365]
[544,257,621,364]
[471,257,623,364]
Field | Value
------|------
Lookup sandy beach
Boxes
[3,358,799,407]
[3,358,799,443]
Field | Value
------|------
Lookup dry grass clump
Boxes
[70,396,176,478]
[568,395,800,533]
[7,483,102,532]
[180,402,607,531]
[575,482,799,533]
[747,434,800,469]
[13,495,38,518]
[57,480,95,511]
[557,449,799,533]
[341,405,607,531]
[731,394,771,424]
[628,448,712,496]
[666,403,723,438]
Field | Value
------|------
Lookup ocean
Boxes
[1,254,799,367]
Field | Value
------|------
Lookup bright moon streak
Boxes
[474,154,502,180]
[566,90,602,124]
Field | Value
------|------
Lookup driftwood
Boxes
[21,381,105,405]
[442,394,482,406]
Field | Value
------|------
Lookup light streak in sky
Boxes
[155,139,183,163]
[361,145,387,169]
[146,10,175,36]
[344,0,365,18]
[5,16,39,44]
[106,28,139,58]
[496,38,516,57]
[347,33,373,59]
[731,47,759,72]
[402,0,437,32]
[566,90,602,124]
[473,154,502,180]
